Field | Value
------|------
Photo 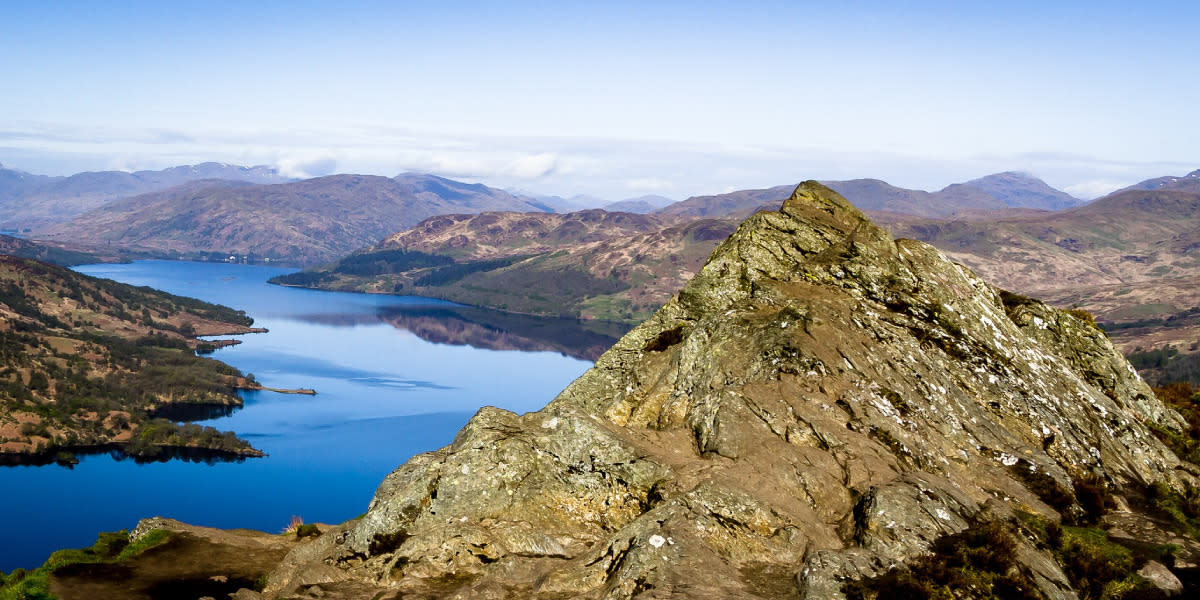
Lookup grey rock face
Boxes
[266,182,1193,599]
[1138,560,1183,597]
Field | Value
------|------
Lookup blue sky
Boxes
[2,1,1197,200]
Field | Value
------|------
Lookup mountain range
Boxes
[275,170,1200,366]
[6,165,1095,270]
[660,171,1085,219]
[37,174,554,266]
[0,162,291,231]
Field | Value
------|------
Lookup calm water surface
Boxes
[0,260,597,571]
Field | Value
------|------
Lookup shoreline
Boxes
[234,383,317,395]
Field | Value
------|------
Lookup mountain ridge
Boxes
[0,162,292,230]
[656,172,1082,220]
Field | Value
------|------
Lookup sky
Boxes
[1,0,1197,201]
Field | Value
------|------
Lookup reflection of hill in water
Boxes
[377,305,629,361]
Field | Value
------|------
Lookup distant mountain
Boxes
[393,173,558,213]
[1116,169,1200,194]
[657,172,1081,219]
[603,194,675,214]
[656,184,795,218]
[955,171,1083,210]
[0,162,293,230]
[38,173,554,266]
[514,192,608,213]
[0,163,57,205]
[827,179,1000,216]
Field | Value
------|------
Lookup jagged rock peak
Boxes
[263,182,1194,600]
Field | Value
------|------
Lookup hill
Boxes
[0,234,101,266]
[0,255,263,463]
[63,183,1200,599]
[271,210,735,322]
[36,174,553,266]
[0,162,291,231]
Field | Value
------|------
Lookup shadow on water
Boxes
[376,304,631,361]
[147,403,239,422]
[0,445,256,468]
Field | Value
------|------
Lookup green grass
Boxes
[116,529,171,561]
[0,530,172,599]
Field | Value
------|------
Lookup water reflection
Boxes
[148,403,239,422]
[0,444,257,468]
[376,304,630,361]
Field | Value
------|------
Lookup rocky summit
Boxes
[251,182,1193,598]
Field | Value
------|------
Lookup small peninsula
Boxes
[0,254,263,463]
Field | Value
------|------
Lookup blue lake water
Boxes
[0,260,604,571]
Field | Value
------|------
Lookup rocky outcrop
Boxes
[263,182,1195,599]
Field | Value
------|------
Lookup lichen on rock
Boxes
[264,182,1196,599]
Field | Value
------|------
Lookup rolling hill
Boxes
[271,209,735,322]
[36,173,554,266]
[0,234,101,266]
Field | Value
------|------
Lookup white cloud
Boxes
[274,156,339,179]
[1064,180,1130,200]
[505,153,557,178]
